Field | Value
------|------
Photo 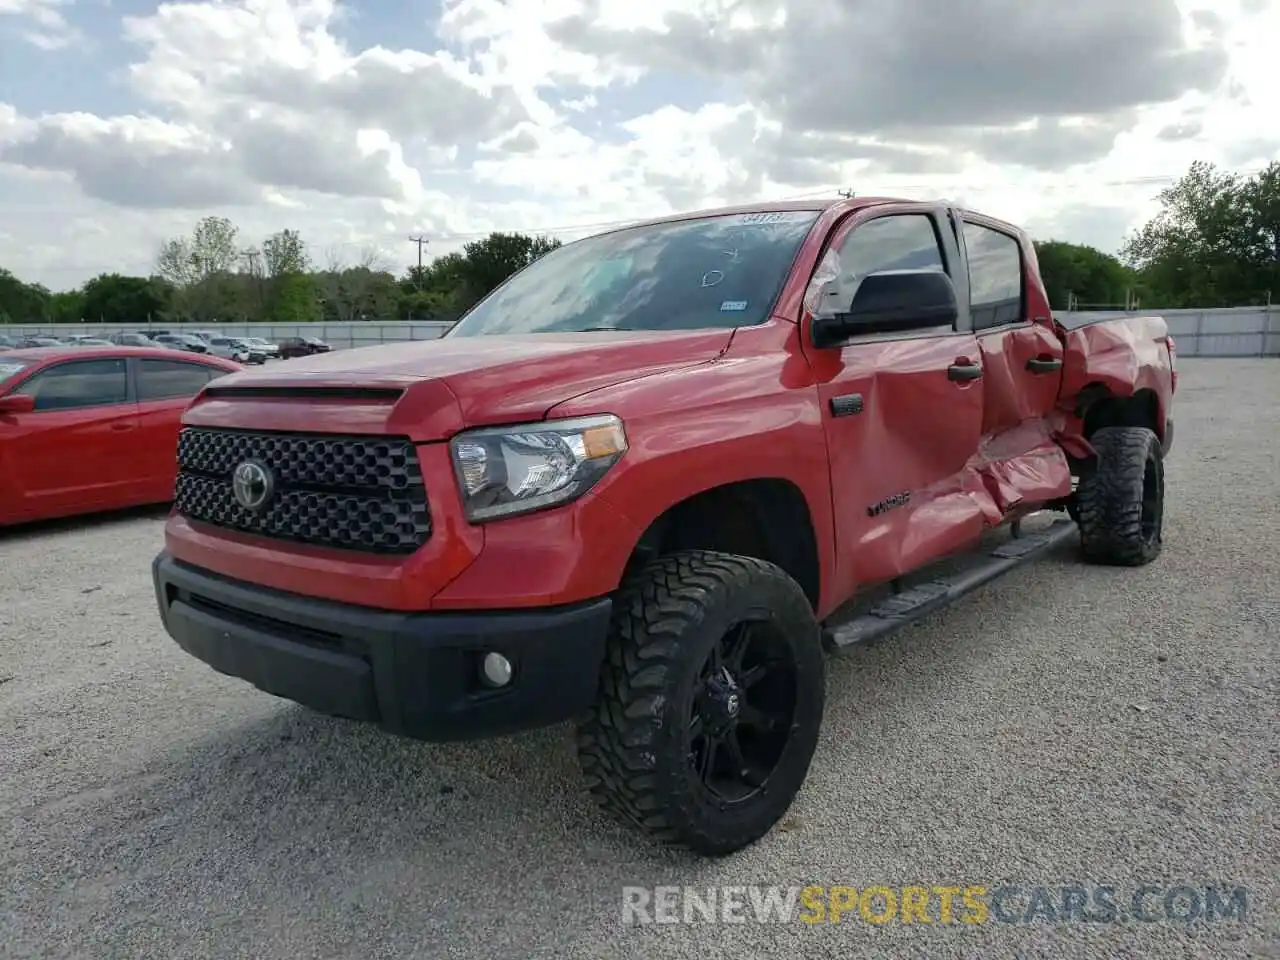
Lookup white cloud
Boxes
[0,0,78,47]
[0,0,1277,290]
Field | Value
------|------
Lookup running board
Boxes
[825,519,1078,651]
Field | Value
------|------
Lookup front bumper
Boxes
[152,551,612,741]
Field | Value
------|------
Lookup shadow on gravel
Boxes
[0,504,170,545]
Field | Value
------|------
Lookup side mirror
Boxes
[812,269,958,347]
[0,393,35,414]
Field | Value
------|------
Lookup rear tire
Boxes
[1076,425,1165,566]
[576,550,825,856]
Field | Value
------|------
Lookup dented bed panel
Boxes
[1059,314,1174,426]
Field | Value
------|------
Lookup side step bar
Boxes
[824,519,1078,651]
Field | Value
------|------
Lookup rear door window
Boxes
[962,221,1024,329]
[137,358,224,401]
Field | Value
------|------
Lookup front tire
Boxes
[576,550,825,855]
[1076,425,1165,565]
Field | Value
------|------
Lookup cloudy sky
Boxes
[0,0,1276,290]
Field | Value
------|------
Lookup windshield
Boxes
[446,210,821,337]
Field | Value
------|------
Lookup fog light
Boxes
[481,652,513,687]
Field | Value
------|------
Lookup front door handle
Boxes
[947,361,982,381]
[1026,356,1063,373]
[110,422,134,431]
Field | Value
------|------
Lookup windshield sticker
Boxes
[738,211,811,225]
[720,300,748,312]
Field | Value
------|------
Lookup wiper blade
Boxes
[574,326,632,332]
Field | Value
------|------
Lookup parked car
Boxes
[20,336,64,348]
[206,336,266,364]
[150,197,1177,856]
[188,330,219,343]
[277,335,331,358]
[230,338,269,364]
[150,333,209,353]
[65,336,115,347]
[108,332,161,347]
[0,334,20,351]
[240,336,280,358]
[0,346,241,526]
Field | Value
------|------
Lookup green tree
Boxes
[1121,160,1280,307]
[0,268,50,323]
[80,273,170,326]
[259,229,318,321]
[1033,241,1137,310]
[48,289,86,324]
[398,251,470,318]
[262,229,310,277]
[270,273,322,322]
[156,216,244,321]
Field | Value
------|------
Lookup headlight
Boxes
[450,414,628,522]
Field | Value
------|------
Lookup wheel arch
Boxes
[1077,383,1164,441]
[619,477,822,610]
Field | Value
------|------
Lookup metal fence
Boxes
[3,307,1277,356]
[1058,306,1279,357]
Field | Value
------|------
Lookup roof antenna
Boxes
[837,188,855,198]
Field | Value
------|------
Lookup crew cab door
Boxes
[952,212,1072,513]
[0,357,138,519]
[801,204,989,596]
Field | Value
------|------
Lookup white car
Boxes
[240,336,280,358]
[206,336,257,363]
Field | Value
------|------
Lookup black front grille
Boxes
[174,427,431,553]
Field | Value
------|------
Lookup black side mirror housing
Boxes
[811,269,959,347]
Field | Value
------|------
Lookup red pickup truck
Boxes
[152,197,1175,855]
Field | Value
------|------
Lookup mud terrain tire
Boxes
[576,550,824,855]
[1076,425,1165,566]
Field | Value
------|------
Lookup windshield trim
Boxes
[444,208,823,339]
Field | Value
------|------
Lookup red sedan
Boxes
[0,346,242,526]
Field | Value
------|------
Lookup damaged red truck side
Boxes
[152,197,1175,855]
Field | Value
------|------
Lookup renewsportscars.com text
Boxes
[622,884,1250,925]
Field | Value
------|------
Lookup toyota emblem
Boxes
[231,459,274,511]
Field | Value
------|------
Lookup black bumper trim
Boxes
[153,552,612,741]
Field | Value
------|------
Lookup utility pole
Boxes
[408,235,429,289]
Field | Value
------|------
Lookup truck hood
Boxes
[184,329,732,440]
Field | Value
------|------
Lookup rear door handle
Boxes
[947,361,982,381]
[1026,356,1063,373]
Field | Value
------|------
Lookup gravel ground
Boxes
[2,358,1277,960]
